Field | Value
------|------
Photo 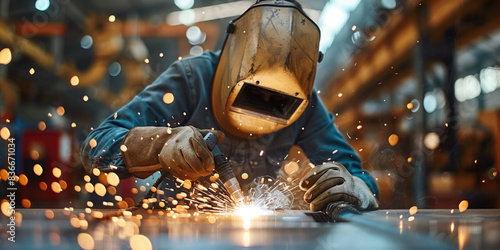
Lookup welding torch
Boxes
[203,132,245,205]
[139,131,245,208]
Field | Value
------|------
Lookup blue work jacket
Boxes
[81,51,379,198]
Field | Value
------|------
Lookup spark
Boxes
[95,183,106,197]
[51,182,62,193]
[1,127,10,140]
[388,134,399,146]
[52,167,62,178]
[1,200,12,216]
[130,234,153,250]
[45,210,54,219]
[163,93,174,104]
[21,199,31,208]
[19,174,28,186]
[107,172,120,186]
[56,106,65,116]
[29,68,35,75]
[108,15,116,22]
[70,76,79,86]
[0,48,12,64]
[459,200,469,212]
[409,206,418,215]
[85,183,94,193]
[92,168,100,176]
[89,138,97,148]
[38,121,46,131]
[59,180,67,190]
[244,177,294,210]
[33,164,43,176]
[77,233,94,250]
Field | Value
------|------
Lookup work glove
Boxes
[299,161,379,211]
[121,126,224,180]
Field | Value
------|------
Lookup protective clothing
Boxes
[81,51,379,198]
[212,1,321,138]
[299,161,379,211]
[121,126,224,180]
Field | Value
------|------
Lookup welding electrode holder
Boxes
[203,132,245,205]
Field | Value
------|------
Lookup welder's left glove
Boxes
[299,162,379,211]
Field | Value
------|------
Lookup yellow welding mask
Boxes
[212,1,321,138]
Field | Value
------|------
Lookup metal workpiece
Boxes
[3,209,500,249]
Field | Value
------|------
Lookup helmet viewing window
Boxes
[230,83,303,124]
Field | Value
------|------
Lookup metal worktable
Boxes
[2,209,499,249]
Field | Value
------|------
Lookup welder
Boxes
[81,0,379,212]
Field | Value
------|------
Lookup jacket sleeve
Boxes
[81,60,196,178]
[295,91,380,198]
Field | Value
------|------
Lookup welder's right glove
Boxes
[121,126,224,180]
[299,161,379,211]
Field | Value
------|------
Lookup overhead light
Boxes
[174,0,194,10]
[480,67,500,94]
[167,1,320,26]
[455,75,481,102]
[80,35,93,49]
[318,0,361,52]
[380,0,397,9]
[167,1,253,26]
[35,0,50,12]
[178,9,196,26]
[423,92,437,113]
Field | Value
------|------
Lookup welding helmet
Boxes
[212,0,322,138]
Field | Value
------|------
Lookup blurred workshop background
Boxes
[0,0,499,210]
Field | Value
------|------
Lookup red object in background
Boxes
[21,130,74,206]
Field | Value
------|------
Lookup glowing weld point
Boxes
[235,205,269,229]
